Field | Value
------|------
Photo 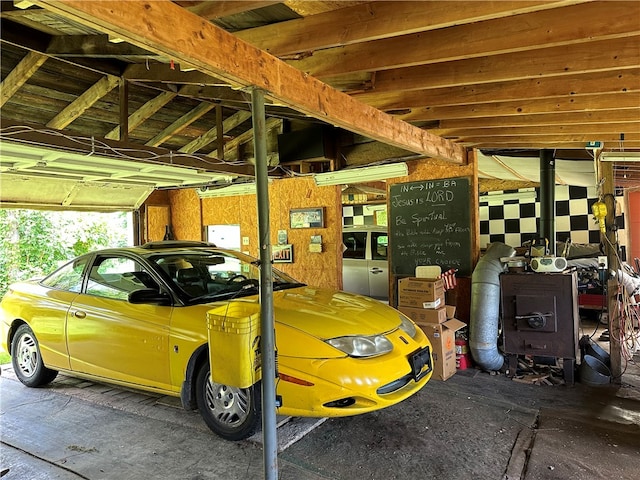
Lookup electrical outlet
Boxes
[597,256,608,269]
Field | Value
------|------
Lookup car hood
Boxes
[271,286,400,339]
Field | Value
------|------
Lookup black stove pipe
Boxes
[540,149,556,255]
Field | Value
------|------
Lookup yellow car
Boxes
[1,241,433,440]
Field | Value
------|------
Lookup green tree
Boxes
[0,209,131,296]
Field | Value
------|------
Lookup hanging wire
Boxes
[0,124,252,168]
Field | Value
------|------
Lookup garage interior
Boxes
[1,1,639,479]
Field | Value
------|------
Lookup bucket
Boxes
[207,301,261,388]
[585,342,610,368]
[579,355,612,386]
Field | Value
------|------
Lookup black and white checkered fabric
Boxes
[479,186,627,259]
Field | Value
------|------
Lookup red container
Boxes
[455,338,471,370]
[456,353,472,370]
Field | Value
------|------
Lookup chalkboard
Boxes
[389,177,472,277]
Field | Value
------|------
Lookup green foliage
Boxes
[0,209,131,296]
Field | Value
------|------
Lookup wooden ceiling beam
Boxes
[357,70,640,111]
[123,63,228,86]
[145,102,216,148]
[179,110,252,154]
[0,50,47,107]
[105,90,177,140]
[34,0,465,164]
[46,74,119,129]
[401,94,640,122]
[236,1,591,57]
[475,141,640,149]
[437,110,640,129]
[46,33,157,58]
[185,1,279,20]
[287,2,639,78]
[219,118,282,161]
[463,133,640,146]
[364,36,640,94]
[436,123,640,139]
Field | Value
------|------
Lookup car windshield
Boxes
[148,248,304,302]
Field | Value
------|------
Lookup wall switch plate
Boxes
[242,236,250,245]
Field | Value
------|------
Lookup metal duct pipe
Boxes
[469,242,516,371]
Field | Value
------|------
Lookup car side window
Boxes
[41,258,87,292]
[372,233,388,260]
[86,256,158,300]
[342,232,367,259]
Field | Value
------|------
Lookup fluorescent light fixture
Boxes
[197,183,257,198]
[314,162,408,186]
[480,189,537,205]
[600,151,640,162]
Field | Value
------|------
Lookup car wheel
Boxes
[11,324,58,387]
[195,364,261,441]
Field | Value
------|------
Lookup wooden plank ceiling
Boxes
[1,0,639,193]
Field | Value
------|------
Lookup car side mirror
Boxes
[128,289,171,306]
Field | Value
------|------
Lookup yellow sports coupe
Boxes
[1,241,433,440]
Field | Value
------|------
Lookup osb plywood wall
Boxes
[144,191,172,243]
[159,155,477,295]
[169,188,202,240]
[168,177,342,289]
[146,206,170,242]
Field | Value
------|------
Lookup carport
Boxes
[1,2,639,479]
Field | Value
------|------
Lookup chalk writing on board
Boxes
[389,177,472,276]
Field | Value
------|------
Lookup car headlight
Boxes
[398,313,417,338]
[326,335,393,358]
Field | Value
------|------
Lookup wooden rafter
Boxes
[220,117,282,160]
[287,2,640,78]
[34,0,466,164]
[236,0,591,57]
[438,110,640,129]
[357,70,640,111]
[0,50,47,107]
[402,94,640,123]
[179,110,252,154]
[145,102,216,148]
[46,74,119,129]
[105,90,177,140]
[185,1,279,20]
[361,37,639,94]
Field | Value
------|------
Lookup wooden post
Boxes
[600,161,622,381]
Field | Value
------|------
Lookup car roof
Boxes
[86,241,220,258]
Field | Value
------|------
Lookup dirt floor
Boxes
[1,320,639,480]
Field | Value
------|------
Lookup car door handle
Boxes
[370,268,384,274]
[72,310,86,319]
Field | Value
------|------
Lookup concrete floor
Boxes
[1,330,639,480]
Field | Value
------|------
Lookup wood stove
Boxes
[500,271,579,384]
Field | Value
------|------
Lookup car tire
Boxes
[195,364,261,441]
[11,324,58,387]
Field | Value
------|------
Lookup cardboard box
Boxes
[399,306,447,325]
[398,277,445,308]
[419,318,466,381]
[446,305,456,320]
[398,277,444,301]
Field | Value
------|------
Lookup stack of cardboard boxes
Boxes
[397,277,466,381]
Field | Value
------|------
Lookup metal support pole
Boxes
[251,88,278,479]
[540,149,556,255]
